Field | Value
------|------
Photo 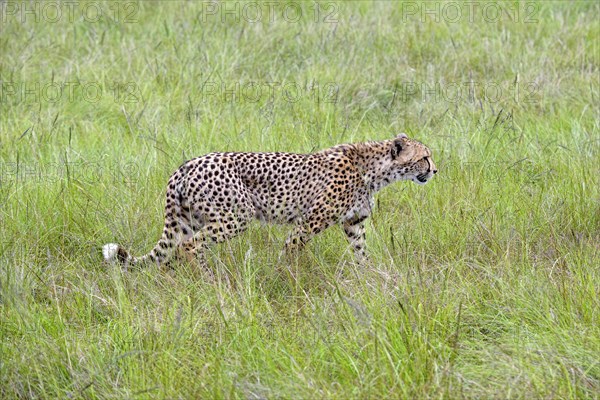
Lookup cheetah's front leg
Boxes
[343,217,369,264]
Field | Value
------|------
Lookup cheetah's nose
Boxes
[433,169,438,174]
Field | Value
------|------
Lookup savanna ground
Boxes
[0,1,599,398]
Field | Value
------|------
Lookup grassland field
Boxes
[0,0,599,398]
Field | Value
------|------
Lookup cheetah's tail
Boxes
[103,168,186,267]
[102,233,176,267]
[102,243,136,265]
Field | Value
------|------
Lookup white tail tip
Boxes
[102,243,120,262]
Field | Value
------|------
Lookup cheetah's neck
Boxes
[330,141,395,193]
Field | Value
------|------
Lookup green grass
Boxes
[1,1,599,398]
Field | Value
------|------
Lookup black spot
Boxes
[392,139,403,158]
[117,247,128,263]
[348,215,368,225]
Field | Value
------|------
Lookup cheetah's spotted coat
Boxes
[103,133,437,267]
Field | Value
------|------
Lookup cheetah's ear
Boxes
[391,134,407,158]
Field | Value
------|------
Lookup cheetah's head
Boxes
[388,133,437,185]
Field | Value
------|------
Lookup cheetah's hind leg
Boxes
[180,213,253,268]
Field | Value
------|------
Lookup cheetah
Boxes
[103,133,437,267]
